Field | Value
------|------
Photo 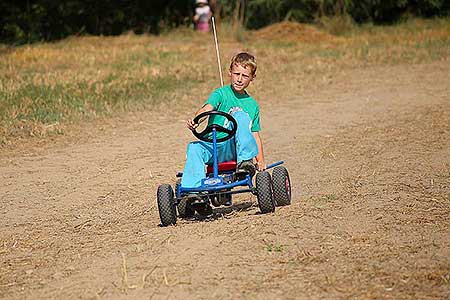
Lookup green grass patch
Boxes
[0,74,198,136]
[320,194,338,202]
[266,243,284,253]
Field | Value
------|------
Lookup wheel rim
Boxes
[285,176,291,199]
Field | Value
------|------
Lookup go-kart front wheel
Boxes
[157,184,177,226]
[256,171,275,214]
[272,166,291,206]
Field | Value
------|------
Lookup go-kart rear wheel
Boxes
[256,171,275,214]
[157,184,177,226]
[178,197,195,218]
[272,166,291,206]
[175,180,195,218]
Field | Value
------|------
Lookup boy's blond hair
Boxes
[230,52,257,76]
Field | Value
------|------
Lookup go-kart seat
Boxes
[206,161,237,173]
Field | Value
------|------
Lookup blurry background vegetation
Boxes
[1,1,449,144]
[1,0,450,44]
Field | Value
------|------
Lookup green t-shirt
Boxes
[203,85,260,139]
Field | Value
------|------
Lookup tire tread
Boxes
[272,166,291,206]
[157,184,176,226]
[256,171,275,214]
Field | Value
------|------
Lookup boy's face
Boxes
[229,63,254,94]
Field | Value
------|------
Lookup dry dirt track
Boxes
[1,62,449,300]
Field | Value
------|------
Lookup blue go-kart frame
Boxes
[156,111,291,227]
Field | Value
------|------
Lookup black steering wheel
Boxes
[192,111,237,142]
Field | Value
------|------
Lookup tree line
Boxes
[1,0,449,44]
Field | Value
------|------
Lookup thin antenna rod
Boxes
[211,16,224,87]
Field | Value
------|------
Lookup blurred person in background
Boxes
[193,0,212,32]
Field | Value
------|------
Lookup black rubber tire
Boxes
[272,166,292,206]
[256,171,275,214]
[157,184,177,226]
[178,197,195,218]
[175,180,195,218]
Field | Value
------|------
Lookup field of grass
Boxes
[0,18,449,146]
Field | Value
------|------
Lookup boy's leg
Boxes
[232,111,258,163]
[216,138,237,162]
[181,141,213,188]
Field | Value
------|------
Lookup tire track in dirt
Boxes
[1,62,449,299]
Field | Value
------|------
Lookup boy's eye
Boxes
[234,73,249,78]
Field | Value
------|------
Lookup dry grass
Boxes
[0,18,449,146]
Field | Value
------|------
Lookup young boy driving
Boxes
[181,52,266,188]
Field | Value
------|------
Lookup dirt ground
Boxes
[1,61,449,300]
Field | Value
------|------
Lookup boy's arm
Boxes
[252,132,266,171]
[186,104,214,131]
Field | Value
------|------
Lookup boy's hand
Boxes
[186,119,198,131]
[256,160,266,171]
[187,104,213,131]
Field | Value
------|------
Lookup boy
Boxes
[181,52,266,188]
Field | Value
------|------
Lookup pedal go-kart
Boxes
[157,111,291,226]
